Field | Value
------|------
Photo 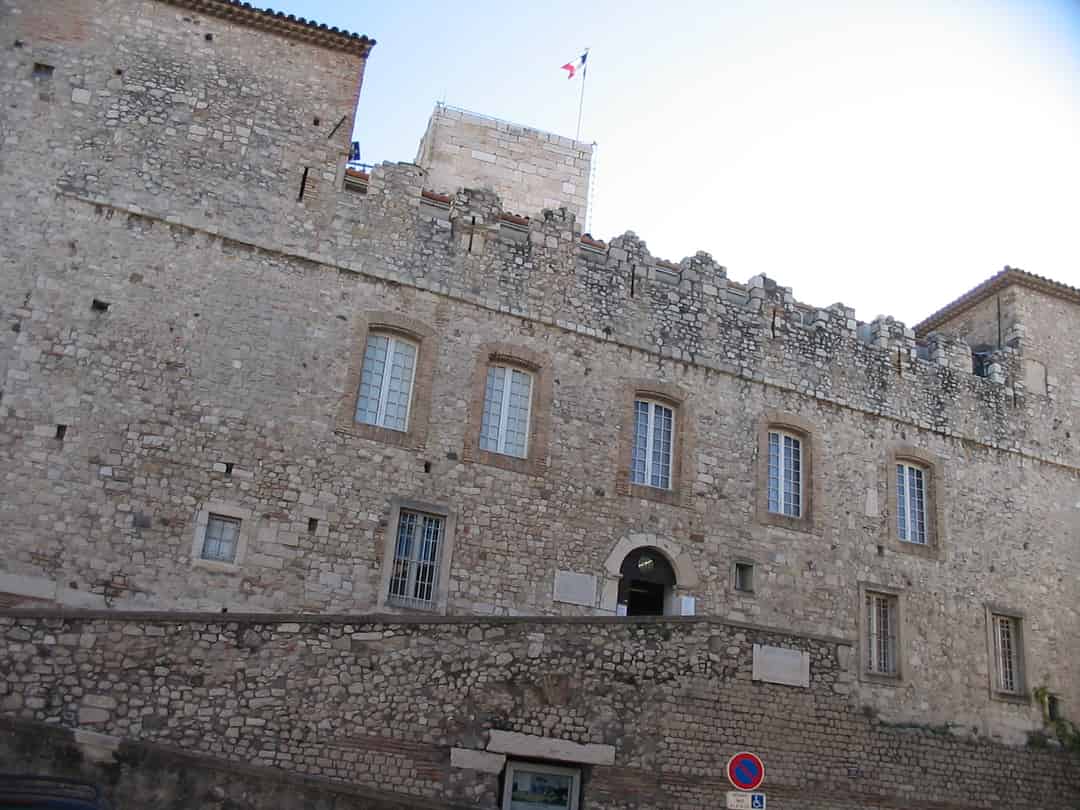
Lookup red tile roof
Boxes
[159,0,375,55]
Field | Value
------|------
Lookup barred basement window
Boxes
[865,592,898,677]
[355,333,417,432]
[768,430,802,517]
[387,510,444,610]
[631,399,674,489]
[992,613,1023,695]
[201,514,241,563]
[896,461,928,544]
[479,365,532,458]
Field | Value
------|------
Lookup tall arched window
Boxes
[355,332,417,432]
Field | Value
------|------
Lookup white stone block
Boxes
[552,570,596,607]
[752,643,810,688]
[487,730,615,765]
[450,747,506,773]
[72,88,91,105]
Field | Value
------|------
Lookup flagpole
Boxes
[575,48,589,141]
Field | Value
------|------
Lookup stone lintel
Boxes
[450,747,505,774]
[486,730,615,766]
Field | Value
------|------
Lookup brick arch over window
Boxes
[615,379,695,508]
[336,311,437,450]
[462,342,553,476]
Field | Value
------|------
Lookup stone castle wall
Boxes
[2,610,1078,810]
[415,103,593,221]
[2,0,1079,750]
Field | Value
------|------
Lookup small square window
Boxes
[733,562,754,593]
[502,761,580,810]
[201,514,241,563]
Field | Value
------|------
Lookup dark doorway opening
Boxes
[618,547,676,616]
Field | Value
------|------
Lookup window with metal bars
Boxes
[895,461,928,544]
[767,430,802,517]
[201,514,241,563]
[630,400,674,489]
[865,592,898,676]
[479,365,533,458]
[387,510,444,610]
[992,614,1022,694]
[355,333,417,432]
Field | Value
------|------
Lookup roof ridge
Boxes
[157,0,375,55]
[914,266,1080,335]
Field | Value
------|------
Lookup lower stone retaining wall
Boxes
[1,610,1076,809]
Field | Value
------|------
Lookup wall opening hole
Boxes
[308,518,319,534]
[876,544,885,556]
[297,167,309,201]
[32,63,54,79]
[313,116,320,126]
[14,39,24,48]
[734,562,754,593]
[618,547,675,616]
[423,461,431,474]
[115,68,124,76]
[204,33,213,41]
[224,462,233,477]
[1048,694,1061,722]
[55,424,68,440]
[91,299,110,312]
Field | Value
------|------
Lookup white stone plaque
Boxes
[552,570,596,607]
[752,643,810,688]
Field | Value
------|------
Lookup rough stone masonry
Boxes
[1,0,1079,808]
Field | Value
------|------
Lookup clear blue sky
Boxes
[271,0,1080,325]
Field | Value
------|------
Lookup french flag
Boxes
[561,51,588,79]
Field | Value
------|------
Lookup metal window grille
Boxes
[387,510,444,610]
[767,431,802,517]
[630,400,673,489]
[993,614,1021,694]
[355,334,417,431]
[865,592,898,675]
[479,365,533,458]
[896,462,927,544]
[202,514,241,563]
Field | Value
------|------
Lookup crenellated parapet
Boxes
[320,163,1080,458]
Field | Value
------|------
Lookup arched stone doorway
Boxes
[618,546,676,616]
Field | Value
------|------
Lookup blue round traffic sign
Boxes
[726,751,766,791]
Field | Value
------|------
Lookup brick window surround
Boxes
[462,343,553,476]
[615,380,693,508]
[885,444,944,559]
[754,410,821,533]
[857,581,905,685]
[984,604,1029,704]
[336,311,437,450]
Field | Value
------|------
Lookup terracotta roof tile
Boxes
[159,0,375,55]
